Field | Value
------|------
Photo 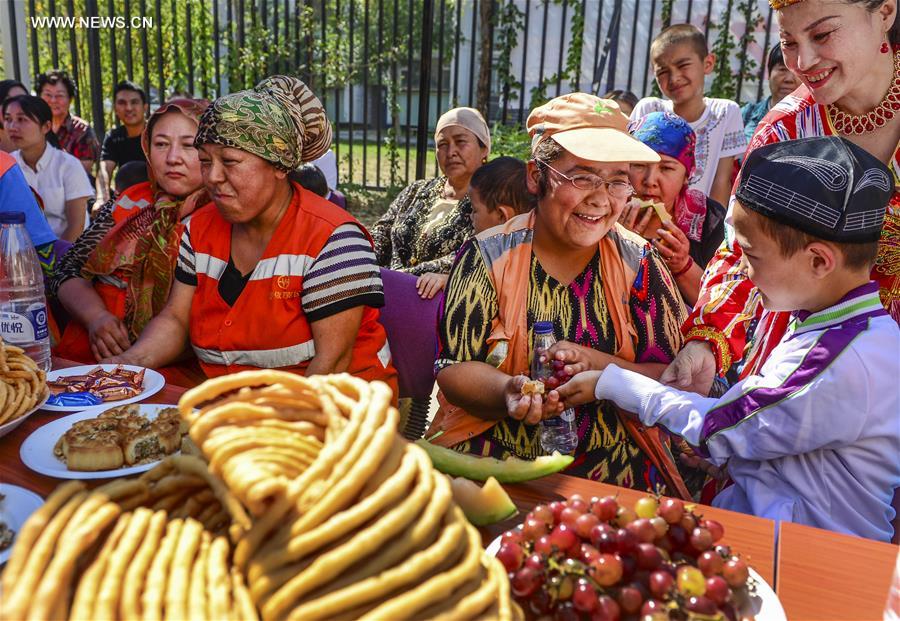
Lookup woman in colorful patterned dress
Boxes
[664,0,900,394]
[370,107,490,299]
[427,94,696,497]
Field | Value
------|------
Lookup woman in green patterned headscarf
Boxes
[104,77,398,395]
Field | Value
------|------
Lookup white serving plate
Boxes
[0,392,49,439]
[0,484,44,565]
[42,364,165,412]
[485,533,787,621]
[20,403,181,480]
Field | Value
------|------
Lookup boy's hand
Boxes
[653,221,691,273]
[416,272,449,299]
[555,370,602,407]
[505,375,564,425]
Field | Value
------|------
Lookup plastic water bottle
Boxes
[0,212,51,371]
[531,321,578,454]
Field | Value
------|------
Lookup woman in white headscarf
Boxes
[370,107,491,299]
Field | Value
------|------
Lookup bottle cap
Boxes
[534,321,554,335]
[0,211,26,224]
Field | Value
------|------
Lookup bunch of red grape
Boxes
[495,494,752,621]
[542,359,572,391]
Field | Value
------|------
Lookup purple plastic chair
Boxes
[377,268,442,440]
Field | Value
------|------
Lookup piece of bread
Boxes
[151,418,181,454]
[124,429,164,465]
[521,380,545,396]
[58,418,120,459]
[65,430,124,471]
[156,407,188,435]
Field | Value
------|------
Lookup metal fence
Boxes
[2,0,778,190]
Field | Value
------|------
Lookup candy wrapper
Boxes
[45,392,103,407]
[47,365,145,402]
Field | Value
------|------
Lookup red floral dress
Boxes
[684,84,900,377]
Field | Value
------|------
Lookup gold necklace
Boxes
[827,50,900,135]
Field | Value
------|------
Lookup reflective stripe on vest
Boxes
[193,252,315,282]
[193,339,316,368]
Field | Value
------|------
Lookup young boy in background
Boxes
[631,24,746,208]
[558,137,900,542]
[468,156,536,234]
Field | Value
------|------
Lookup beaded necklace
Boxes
[827,50,900,135]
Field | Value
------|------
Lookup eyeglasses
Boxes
[535,158,634,199]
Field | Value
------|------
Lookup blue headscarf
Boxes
[627,111,696,180]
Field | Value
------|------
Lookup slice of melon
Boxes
[451,476,518,526]
[415,439,574,483]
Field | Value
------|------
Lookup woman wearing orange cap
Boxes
[665,0,900,395]
[428,94,697,497]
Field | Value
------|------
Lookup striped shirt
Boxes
[176,221,383,321]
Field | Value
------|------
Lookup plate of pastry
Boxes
[20,403,188,479]
[42,364,165,412]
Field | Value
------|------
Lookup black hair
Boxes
[114,161,149,193]
[651,24,709,62]
[845,0,900,45]
[113,80,147,104]
[469,156,536,216]
[767,45,785,73]
[0,80,27,105]
[602,89,639,110]
[2,95,60,148]
[741,202,879,269]
[36,69,76,99]
[288,164,329,197]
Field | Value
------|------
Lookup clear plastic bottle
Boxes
[0,212,51,371]
[530,321,578,454]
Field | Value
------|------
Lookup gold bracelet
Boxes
[684,326,733,375]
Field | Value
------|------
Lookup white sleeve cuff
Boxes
[594,364,664,423]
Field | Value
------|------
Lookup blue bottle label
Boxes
[0,304,48,343]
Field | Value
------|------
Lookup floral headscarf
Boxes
[81,98,210,341]
[628,111,708,242]
[194,76,332,171]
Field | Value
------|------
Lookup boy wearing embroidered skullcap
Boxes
[559,136,900,542]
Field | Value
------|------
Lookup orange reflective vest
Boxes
[185,185,398,396]
[428,211,690,499]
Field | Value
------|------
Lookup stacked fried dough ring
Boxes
[0,337,49,423]
[178,371,519,621]
[0,456,256,621]
[1,371,519,620]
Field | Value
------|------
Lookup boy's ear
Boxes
[496,204,517,222]
[703,53,716,75]
[806,241,838,279]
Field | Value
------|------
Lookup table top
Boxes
[776,520,899,621]
[2,357,895,615]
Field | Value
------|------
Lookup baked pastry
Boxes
[156,407,188,435]
[124,429,164,465]
[521,379,545,396]
[54,406,188,471]
[66,430,124,471]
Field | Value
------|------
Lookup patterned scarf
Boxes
[81,98,210,341]
[194,75,332,171]
[629,111,708,242]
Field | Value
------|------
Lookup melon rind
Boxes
[415,439,573,483]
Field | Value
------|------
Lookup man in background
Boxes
[96,81,149,205]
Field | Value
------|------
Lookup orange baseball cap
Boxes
[527,93,660,163]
